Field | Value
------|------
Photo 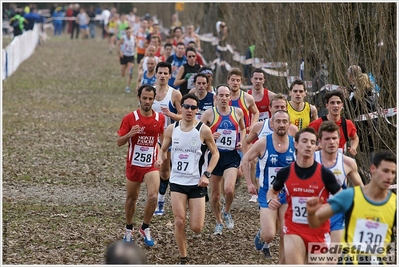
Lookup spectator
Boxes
[87,5,96,38]
[100,5,111,39]
[23,7,43,31]
[9,11,28,38]
[65,4,74,34]
[52,6,64,37]
[244,44,255,86]
[308,90,359,156]
[70,3,80,39]
[345,64,378,162]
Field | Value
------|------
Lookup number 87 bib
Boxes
[173,152,195,174]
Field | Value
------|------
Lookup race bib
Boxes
[258,112,269,121]
[216,129,237,150]
[268,167,282,189]
[353,219,388,251]
[172,152,194,174]
[132,145,154,167]
[138,39,145,49]
[291,196,309,224]
[187,74,195,90]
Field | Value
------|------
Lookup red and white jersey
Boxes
[284,162,330,235]
[118,109,165,168]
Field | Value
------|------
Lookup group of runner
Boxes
[115,10,396,265]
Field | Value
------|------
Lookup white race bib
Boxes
[268,167,282,189]
[132,145,154,167]
[291,196,309,224]
[258,112,269,121]
[353,219,388,251]
[216,129,237,150]
[172,152,195,174]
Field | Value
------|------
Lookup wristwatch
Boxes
[203,171,211,178]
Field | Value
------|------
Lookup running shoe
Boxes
[154,201,165,216]
[123,229,133,243]
[254,229,264,250]
[213,223,223,235]
[125,87,131,93]
[223,212,234,229]
[249,194,258,203]
[139,228,154,247]
[262,245,272,258]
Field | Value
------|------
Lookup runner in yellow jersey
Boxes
[287,79,318,130]
[307,150,396,265]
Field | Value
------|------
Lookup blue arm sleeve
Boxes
[327,188,354,214]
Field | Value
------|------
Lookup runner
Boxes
[151,61,183,216]
[117,84,165,247]
[307,150,396,265]
[201,84,246,235]
[287,79,318,130]
[242,110,296,262]
[314,120,364,263]
[267,127,341,264]
[116,27,135,93]
[157,93,219,265]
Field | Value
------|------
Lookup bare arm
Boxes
[246,94,259,130]
[242,138,266,194]
[236,108,246,150]
[242,121,262,154]
[345,156,364,186]
[136,71,144,90]
[266,187,281,210]
[116,38,124,58]
[347,133,359,156]
[116,125,141,147]
[138,58,144,72]
[310,104,318,122]
[202,126,219,173]
[161,90,183,122]
[173,66,186,87]
[288,124,299,137]
[157,124,173,164]
[306,197,334,228]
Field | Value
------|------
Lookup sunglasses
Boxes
[182,104,198,110]
[187,55,196,58]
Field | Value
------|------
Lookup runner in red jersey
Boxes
[248,68,276,122]
[117,84,165,247]
[266,127,341,264]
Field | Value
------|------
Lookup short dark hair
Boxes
[105,240,147,264]
[156,61,172,74]
[185,46,196,54]
[372,150,396,168]
[176,42,185,47]
[137,84,156,97]
[252,68,265,78]
[324,90,345,104]
[318,120,340,139]
[181,93,199,106]
[194,73,209,84]
[174,26,182,33]
[295,127,317,143]
[289,79,306,91]
[164,43,173,49]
